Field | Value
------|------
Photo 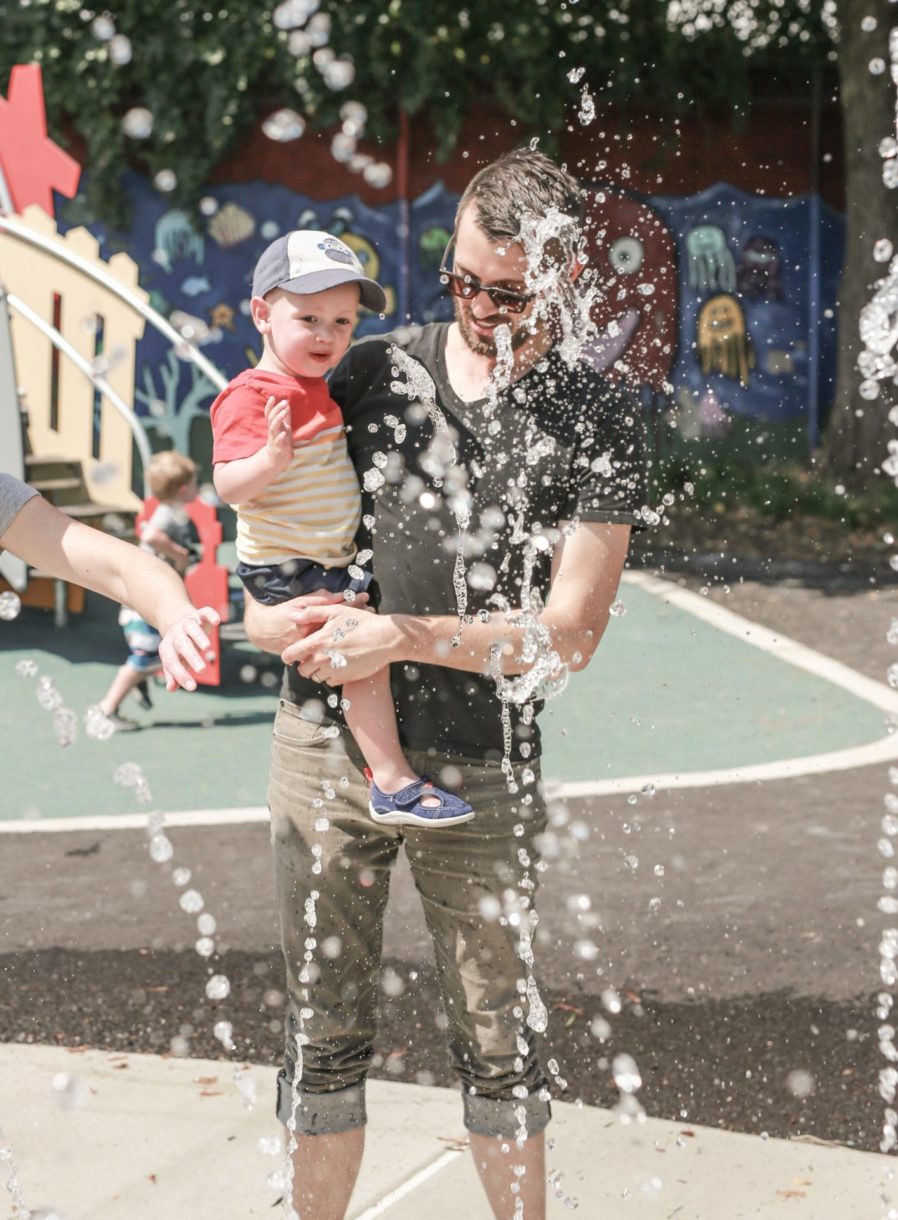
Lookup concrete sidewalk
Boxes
[1,1044,893,1219]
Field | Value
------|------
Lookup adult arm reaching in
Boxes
[1,492,219,692]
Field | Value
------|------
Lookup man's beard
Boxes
[454,299,533,357]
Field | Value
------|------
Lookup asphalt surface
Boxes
[1,573,895,1153]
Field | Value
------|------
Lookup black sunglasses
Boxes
[438,236,534,315]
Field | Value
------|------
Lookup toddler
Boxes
[211,230,473,827]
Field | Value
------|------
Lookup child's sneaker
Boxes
[134,680,153,711]
[365,770,475,828]
[106,711,140,733]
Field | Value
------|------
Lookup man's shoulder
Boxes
[346,322,443,366]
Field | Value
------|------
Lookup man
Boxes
[245,148,646,1220]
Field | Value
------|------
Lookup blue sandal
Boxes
[365,770,475,827]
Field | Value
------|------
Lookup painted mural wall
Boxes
[57,173,845,474]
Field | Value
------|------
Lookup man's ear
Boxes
[250,295,271,334]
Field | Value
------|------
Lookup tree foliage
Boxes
[3,0,835,226]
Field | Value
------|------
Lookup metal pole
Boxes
[7,291,155,488]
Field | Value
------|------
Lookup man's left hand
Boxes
[282,604,400,684]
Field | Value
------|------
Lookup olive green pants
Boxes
[268,697,552,1139]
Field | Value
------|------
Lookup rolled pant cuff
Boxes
[462,1090,552,1140]
[275,1069,367,1135]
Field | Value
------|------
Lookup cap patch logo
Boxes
[317,236,355,266]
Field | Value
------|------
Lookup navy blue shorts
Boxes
[237,558,373,607]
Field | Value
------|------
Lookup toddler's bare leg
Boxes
[342,669,434,798]
[99,663,150,717]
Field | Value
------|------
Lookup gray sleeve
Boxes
[0,474,39,539]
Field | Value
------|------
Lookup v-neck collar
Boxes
[434,323,559,421]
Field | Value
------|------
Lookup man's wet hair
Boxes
[456,148,584,246]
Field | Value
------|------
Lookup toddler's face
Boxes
[252,282,360,379]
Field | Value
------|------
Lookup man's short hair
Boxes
[456,148,584,246]
[147,450,197,501]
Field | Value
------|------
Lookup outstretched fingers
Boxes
[160,605,221,691]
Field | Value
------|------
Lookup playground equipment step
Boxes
[27,476,82,492]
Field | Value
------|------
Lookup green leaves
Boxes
[0,0,836,227]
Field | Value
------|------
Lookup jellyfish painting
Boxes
[737,234,784,301]
[685,224,737,294]
[696,293,755,387]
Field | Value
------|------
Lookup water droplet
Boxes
[213,1020,235,1050]
[786,1069,815,1098]
[122,107,154,139]
[609,600,626,617]
[612,1053,642,1094]
[205,974,230,1001]
[148,834,174,863]
[870,57,887,75]
[602,987,622,1015]
[51,1072,88,1110]
[590,1015,611,1040]
[109,33,132,65]
[875,239,894,263]
[0,591,22,620]
[179,889,204,914]
[262,108,306,142]
[153,169,178,193]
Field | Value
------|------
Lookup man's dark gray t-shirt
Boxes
[284,322,646,763]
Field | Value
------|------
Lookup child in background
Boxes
[98,450,201,731]
[211,230,473,827]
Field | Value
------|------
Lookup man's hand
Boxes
[283,604,399,684]
[264,396,293,473]
[159,605,221,691]
[243,589,370,657]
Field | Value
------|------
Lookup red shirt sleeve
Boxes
[210,379,269,464]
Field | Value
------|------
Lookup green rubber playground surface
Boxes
[0,582,885,821]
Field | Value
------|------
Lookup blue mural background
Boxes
[59,173,846,466]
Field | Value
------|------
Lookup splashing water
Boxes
[282,885,320,1216]
[870,23,898,1180]
[389,345,473,645]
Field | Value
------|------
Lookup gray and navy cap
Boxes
[251,229,387,313]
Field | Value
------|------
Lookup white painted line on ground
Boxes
[623,570,898,713]
[352,1148,464,1220]
[0,806,269,834]
[544,728,898,800]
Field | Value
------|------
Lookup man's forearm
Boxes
[392,605,607,676]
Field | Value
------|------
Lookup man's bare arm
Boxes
[282,521,632,683]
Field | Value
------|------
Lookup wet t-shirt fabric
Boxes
[283,322,647,763]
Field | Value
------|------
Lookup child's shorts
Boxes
[120,614,163,673]
[237,558,373,607]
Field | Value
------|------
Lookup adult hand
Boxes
[243,589,370,657]
[282,604,400,684]
[159,605,221,691]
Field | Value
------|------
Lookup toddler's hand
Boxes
[264,396,293,471]
[159,605,221,692]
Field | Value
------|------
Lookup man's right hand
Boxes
[243,588,370,657]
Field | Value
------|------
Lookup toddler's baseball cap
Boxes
[252,230,387,313]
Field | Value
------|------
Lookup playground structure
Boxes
[0,67,230,678]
